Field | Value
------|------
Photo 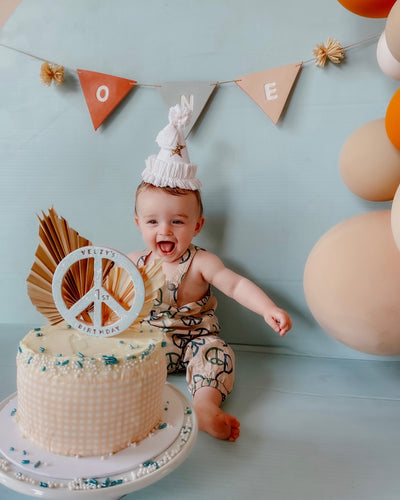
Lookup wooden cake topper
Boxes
[27,208,164,336]
[52,246,145,337]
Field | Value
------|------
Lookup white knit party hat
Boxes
[142,104,202,190]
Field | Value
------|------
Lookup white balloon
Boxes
[377,31,400,80]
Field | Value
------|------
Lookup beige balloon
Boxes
[339,118,400,201]
[386,0,400,62]
[391,184,400,250]
[304,210,400,355]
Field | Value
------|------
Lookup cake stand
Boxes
[0,383,198,500]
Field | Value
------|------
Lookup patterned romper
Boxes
[136,244,235,401]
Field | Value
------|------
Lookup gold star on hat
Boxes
[170,143,186,158]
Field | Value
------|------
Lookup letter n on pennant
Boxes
[77,69,136,130]
[235,62,302,125]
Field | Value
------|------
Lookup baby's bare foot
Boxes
[193,388,240,441]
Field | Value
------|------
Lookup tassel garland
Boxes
[313,38,345,67]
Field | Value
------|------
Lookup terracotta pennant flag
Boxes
[236,62,302,125]
[77,69,136,130]
[158,81,217,136]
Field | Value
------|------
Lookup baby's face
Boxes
[135,188,204,263]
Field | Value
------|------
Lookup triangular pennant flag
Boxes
[77,69,136,130]
[158,81,217,136]
[0,0,23,31]
[236,62,302,125]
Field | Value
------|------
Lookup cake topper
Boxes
[27,208,164,337]
[52,246,145,337]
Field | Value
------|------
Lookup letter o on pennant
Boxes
[96,85,109,103]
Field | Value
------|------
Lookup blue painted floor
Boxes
[1,325,400,500]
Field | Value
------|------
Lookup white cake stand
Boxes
[0,383,197,500]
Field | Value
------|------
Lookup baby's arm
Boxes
[197,251,292,336]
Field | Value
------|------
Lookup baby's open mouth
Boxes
[158,241,175,254]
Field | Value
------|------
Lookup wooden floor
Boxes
[1,324,400,500]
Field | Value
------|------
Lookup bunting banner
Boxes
[77,69,136,130]
[158,81,217,136]
[235,62,303,124]
[0,35,378,131]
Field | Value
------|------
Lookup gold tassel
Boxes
[313,38,345,67]
[40,61,65,86]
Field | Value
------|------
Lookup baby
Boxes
[129,105,292,442]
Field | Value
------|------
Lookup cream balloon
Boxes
[304,210,400,355]
[390,183,400,250]
[377,31,400,80]
[386,0,400,62]
[339,118,400,201]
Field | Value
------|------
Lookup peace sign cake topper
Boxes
[52,246,145,337]
[26,208,164,338]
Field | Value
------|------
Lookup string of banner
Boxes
[0,35,379,133]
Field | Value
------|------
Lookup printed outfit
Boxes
[136,244,235,400]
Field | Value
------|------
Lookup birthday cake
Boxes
[16,323,166,457]
[15,208,167,457]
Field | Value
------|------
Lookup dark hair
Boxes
[135,181,203,216]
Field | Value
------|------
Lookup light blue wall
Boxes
[0,0,396,358]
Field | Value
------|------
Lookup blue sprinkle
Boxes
[119,340,124,344]
[34,328,41,331]
[128,344,134,350]
[18,346,22,353]
[77,352,85,358]
[55,361,60,366]
[56,353,63,357]
[22,450,27,455]
[42,366,46,371]
[158,422,167,430]
[161,341,167,347]
[27,357,32,365]
[102,355,119,365]
[75,361,83,368]
[101,478,111,488]
[89,478,98,485]
[110,479,123,486]
[143,460,159,469]
[21,459,30,464]
[9,447,15,452]
[39,347,45,353]
[10,408,17,416]
[61,360,69,366]
[36,332,43,337]
[34,461,41,468]
[39,482,48,488]
[67,324,72,329]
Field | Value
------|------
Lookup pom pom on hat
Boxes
[142,104,202,190]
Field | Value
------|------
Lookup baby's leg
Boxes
[193,386,240,442]
[184,336,240,441]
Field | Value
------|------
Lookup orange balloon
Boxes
[304,210,400,355]
[385,88,400,150]
[337,0,396,17]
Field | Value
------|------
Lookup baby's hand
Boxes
[264,308,292,337]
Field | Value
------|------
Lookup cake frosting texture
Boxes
[16,322,167,457]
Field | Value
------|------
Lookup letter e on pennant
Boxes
[236,63,302,125]
[77,69,136,130]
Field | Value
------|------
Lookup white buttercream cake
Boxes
[16,322,167,457]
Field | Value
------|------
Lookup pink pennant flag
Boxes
[236,62,302,125]
[77,69,136,130]
[0,0,22,30]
